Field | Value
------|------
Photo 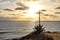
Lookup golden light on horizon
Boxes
[0,0,60,21]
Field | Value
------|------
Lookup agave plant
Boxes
[33,24,44,35]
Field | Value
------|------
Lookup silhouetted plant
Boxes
[34,24,44,34]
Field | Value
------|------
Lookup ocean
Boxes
[0,21,60,40]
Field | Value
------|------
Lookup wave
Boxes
[0,32,13,34]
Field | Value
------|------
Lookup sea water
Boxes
[0,21,60,40]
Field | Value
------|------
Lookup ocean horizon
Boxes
[0,20,60,40]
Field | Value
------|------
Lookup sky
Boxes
[0,0,60,21]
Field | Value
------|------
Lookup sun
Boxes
[24,2,44,18]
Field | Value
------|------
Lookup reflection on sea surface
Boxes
[0,21,60,40]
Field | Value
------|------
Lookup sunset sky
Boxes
[0,0,60,21]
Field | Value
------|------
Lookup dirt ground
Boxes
[45,32,60,40]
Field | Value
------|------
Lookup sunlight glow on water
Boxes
[0,21,60,40]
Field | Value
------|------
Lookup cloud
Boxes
[50,0,56,2]
[0,17,9,20]
[15,7,25,10]
[8,14,16,15]
[16,2,25,6]
[43,14,49,16]
[0,0,16,2]
[16,2,28,7]
[16,2,29,10]
[3,9,13,11]
[42,13,59,18]
[0,0,17,9]
[15,7,29,10]
[55,12,60,14]
[0,17,18,20]
[49,14,59,18]
[41,9,47,11]
[8,14,20,16]
[0,0,8,2]
[55,7,60,9]
[0,11,2,13]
